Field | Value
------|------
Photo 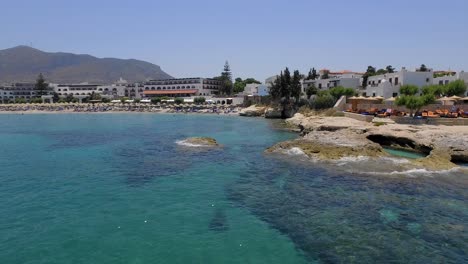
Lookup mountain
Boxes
[0,46,173,84]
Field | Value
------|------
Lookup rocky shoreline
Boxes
[267,113,468,171]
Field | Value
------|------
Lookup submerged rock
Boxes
[177,137,220,147]
[209,208,229,232]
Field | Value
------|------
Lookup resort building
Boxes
[0,82,53,102]
[142,78,221,98]
[302,70,363,94]
[364,67,433,98]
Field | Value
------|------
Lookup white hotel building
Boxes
[301,70,363,94]
[142,78,221,98]
[364,68,433,98]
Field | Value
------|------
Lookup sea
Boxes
[0,113,466,263]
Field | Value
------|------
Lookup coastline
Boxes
[267,113,468,172]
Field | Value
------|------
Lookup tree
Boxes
[291,70,302,100]
[396,84,435,117]
[219,61,233,95]
[445,80,467,96]
[34,73,50,97]
[362,66,377,87]
[306,84,318,99]
[328,86,356,100]
[52,92,60,103]
[269,67,303,118]
[65,94,75,103]
[174,97,184,104]
[386,65,395,73]
[376,69,387,75]
[422,84,444,97]
[306,67,319,80]
[233,77,261,94]
[151,97,161,104]
[194,97,206,104]
[310,92,336,109]
[418,64,428,72]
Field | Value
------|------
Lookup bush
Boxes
[194,97,206,104]
[151,97,161,104]
[328,86,356,100]
[310,93,336,110]
[174,98,184,105]
[30,98,43,104]
[297,98,310,107]
[134,99,141,103]
[101,98,111,103]
[120,97,129,103]
[14,98,27,104]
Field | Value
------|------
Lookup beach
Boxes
[0,103,243,116]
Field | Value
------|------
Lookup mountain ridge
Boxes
[0,46,173,84]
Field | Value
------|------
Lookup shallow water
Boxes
[0,114,467,263]
[383,147,427,159]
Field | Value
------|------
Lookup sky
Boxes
[1,0,468,82]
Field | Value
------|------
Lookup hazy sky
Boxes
[1,0,468,82]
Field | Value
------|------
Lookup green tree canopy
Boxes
[418,64,428,72]
[218,61,233,95]
[445,80,467,96]
[328,86,356,100]
[34,73,50,97]
[386,65,395,73]
[396,85,435,117]
[305,84,318,99]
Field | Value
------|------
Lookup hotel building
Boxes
[142,78,221,98]
[302,70,363,94]
[364,67,433,98]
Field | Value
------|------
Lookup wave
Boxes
[360,167,462,177]
[175,140,209,147]
[283,147,307,156]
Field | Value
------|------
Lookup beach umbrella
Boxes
[449,95,462,101]
[373,96,384,100]
[384,97,396,102]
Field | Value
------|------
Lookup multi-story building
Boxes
[142,77,221,98]
[302,70,363,94]
[0,82,53,102]
[364,67,433,98]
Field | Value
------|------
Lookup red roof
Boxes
[143,89,197,95]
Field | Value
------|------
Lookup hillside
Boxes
[0,46,172,84]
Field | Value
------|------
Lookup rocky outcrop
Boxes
[271,114,468,171]
[264,107,282,119]
[239,105,266,117]
[177,137,220,147]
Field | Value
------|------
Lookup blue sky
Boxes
[1,0,468,82]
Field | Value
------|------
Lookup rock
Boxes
[178,137,220,147]
[239,105,266,117]
[272,115,468,171]
[265,107,282,119]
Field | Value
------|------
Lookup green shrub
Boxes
[174,98,184,104]
[151,97,161,104]
[310,93,336,109]
[194,97,206,104]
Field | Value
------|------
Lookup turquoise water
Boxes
[383,147,427,159]
[0,114,467,263]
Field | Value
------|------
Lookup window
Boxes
[392,93,398,97]
[426,78,430,83]
[389,78,392,83]
[372,93,376,97]
[445,80,449,85]
[318,83,322,89]
[394,77,399,85]
[439,80,443,85]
